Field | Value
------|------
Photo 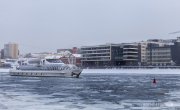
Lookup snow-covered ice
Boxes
[82,68,180,75]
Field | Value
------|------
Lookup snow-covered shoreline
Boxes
[82,68,180,75]
[1,68,180,75]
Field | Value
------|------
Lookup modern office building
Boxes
[147,39,175,46]
[4,43,19,59]
[147,46,172,66]
[138,41,148,65]
[81,37,180,67]
[140,39,175,66]
[122,43,139,66]
[81,43,139,67]
[146,39,174,66]
[81,44,122,67]
[171,37,180,66]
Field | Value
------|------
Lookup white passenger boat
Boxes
[9,57,82,78]
[1,59,19,68]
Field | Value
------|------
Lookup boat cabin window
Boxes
[28,60,41,64]
[22,63,27,65]
[6,59,17,63]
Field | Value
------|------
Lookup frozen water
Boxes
[0,69,180,109]
[0,68,10,73]
[82,68,180,75]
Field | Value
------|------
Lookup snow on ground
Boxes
[1,68,180,75]
[82,68,180,75]
[0,68,10,73]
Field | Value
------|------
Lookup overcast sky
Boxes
[1,0,180,53]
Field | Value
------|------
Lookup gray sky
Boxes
[1,0,180,53]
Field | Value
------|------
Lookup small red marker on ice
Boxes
[153,78,157,84]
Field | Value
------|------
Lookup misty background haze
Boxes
[0,0,180,53]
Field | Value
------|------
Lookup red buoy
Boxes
[153,78,156,84]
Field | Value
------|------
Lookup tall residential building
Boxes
[4,43,19,59]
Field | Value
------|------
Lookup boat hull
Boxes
[9,69,82,78]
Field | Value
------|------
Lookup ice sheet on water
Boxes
[0,91,67,110]
[0,68,10,73]
[82,69,180,75]
[21,79,41,82]
[0,70,180,110]
[164,101,180,108]
[0,92,124,110]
